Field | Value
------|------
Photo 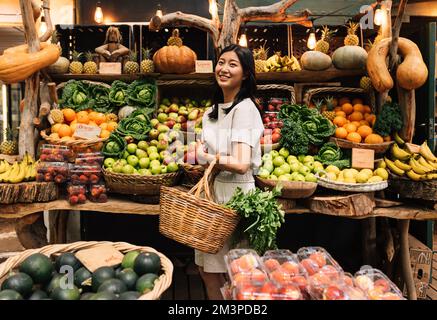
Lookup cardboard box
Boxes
[402,235,433,299]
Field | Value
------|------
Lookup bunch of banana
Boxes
[0,153,37,184]
[263,52,301,72]
[385,138,437,181]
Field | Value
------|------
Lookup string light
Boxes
[94,1,103,24]
[307,28,316,50]
[374,8,384,26]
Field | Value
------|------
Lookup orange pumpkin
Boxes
[153,29,197,74]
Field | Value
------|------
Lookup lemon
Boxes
[356,172,369,183]
[368,175,383,183]
[326,172,337,181]
[343,169,356,180]
[344,177,357,183]
[374,168,389,180]
[377,160,386,169]
[325,165,340,175]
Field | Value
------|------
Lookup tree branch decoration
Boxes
[149,0,312,52]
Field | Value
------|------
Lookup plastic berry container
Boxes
[75,152,104,166]
[39,144,73,162]
[296,247,343,276]
[354,266,405,300]
[317,282,368,300]
[66,183,87,205]
[233,280,303,301]
[224,249,267,286]
[88,184,108,203]
[36,162,69,183]
[70,165,102,185]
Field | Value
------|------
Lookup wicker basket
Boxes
[159,158,240,254]
[103,168,181,197]
[317,175,388,192]
[329,137,394,154]
[256,84,296,105]
[0,241,173,300]
[303,87,376,112]
[255,176,317,199]
[180,163,205,188]
[41,129,108,150]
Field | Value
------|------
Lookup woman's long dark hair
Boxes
[208,44,258,120]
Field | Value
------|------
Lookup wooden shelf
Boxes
[49,69,366,84]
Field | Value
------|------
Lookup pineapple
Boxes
[69,50,83,74]
[83,51,98,74]
[123,50,139,74]
[322,96,336,121]
[344,22,359,46]
[315,26,336,54]
[253,44,269,73]
[50,109,64,123]
[167,29,183,47]
[1,127,18,155]
[140,48,154,73]
[360,76,373,91]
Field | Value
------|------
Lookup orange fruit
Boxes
[365,133,384,144]
[100,122,108,131]
[88,111,98,122]
[339,97,350,106]
[94,113,106,125]
[334,106,342,112]
[70,122,77,133]
[107,121,118,132]
[76,111,90,124]
[335,111,346,118]
[58,124,72,138]
[62,108,76,123]
[344,123,357,133]
[353,104,364,113]
[360,120,370,126]
[363,105,372,114]
[100,129,111,139]
[350,121,361,127]
[366,114,376,126]
[352,98,363,105]
[335,127,348,139]
[383,136,392,142]
[357,125,373,139]
[51,123,62,133]
[346,132,362,143]
[333,116,347,127]
[349,111,364,122]
[341,103,353,115]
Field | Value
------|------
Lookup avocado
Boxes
[114,267,123,278]
[45,273,68,295]
[19,253,54,284]
[116,268,138,291]
[121,251,140,269]
[133,252,161,276]
[50,286,80,300]
[91,267,115,292]
[80,292,95,300]
[74,267,92,289]
[136,273,158,293]
[97,278,127,295]
[117,291,141,300]
[0,289,23,300]
[1,272,33,298]
[89,292,117,300]
[29,290,49,300]
[55,253,82,272]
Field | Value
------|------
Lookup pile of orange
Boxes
[49,108,118,141]
[332,97,386,144]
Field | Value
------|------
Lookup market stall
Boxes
[0,0,436,301]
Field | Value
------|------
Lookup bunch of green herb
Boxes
[373,102,403,137]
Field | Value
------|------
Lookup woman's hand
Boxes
[196,140,214,166]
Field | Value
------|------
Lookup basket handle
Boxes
[189,157,217,201]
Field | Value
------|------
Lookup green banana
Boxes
[418,156,436,172]
[394,159,411,171]
[393,132,405,147]
[391,143,411,161]
[384,157,405,176]
[406,169,424,181]
[409,158,429,174]
[419,141,437,162]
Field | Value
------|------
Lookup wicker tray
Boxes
[0,241,173,300]
[261,143,280,154]
[329,137,394,154]
[317,175,388,192]
[103,168,181,197]
[41,129,108,149]
[255,176,317,199]
[180,163,205,188]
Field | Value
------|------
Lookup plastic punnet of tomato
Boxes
[317,281,368,300]
[233,279,303,300]
[224,249,267,286]
[353,266,405,300]
[39,144,73,162]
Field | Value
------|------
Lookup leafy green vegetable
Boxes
[373,102,403,137]
[115,110,152,141]
[280,118,309,155]
[126,80,156,111]
[87,84,113,113]
[109,80,129,108]
[102,133,127,158]
[315,142,350,169]
[226,186,285,255]
[59,80,90,111]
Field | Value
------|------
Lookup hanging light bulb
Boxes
[94,1,104,24]
[209,0,218,19]
[239,34,248,47]
[39,16,47,36]
[374,8,384,26]
[156,4,163,18]
[307,28,316,50]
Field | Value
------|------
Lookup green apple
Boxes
[305,173,318,182]
[263,161,274,173]
[290,162,300,173]
[121,164,135,174]
[258,168,270,179]
[287,155,298,164]
[157,124,170,133]
[150,140,159,147]
[298,165,310,176]
[160,150,171,160]
[262,154,273,162]
[169,131,181,142]
[167,162,179,173]
[314,161,323,168]
[157,113,168,123]
[103,158,115,168]
[149,152,160,161]
[304,161,315,171]
[290,172,300,180]
[294,174,305,182]
[119,159,127,166]
[268,175,278,181]
[270,150,279,158]
[304,155,314,163]
[278,147,289,158]
[139,157,150,169]
[160,165,168,174]
[148,129,159,139]
[157,140,169,151]
[127,143,137,154]
[158,133,169,142]
[150,160,161,168]
[147,146,158,155]
[150,119,160,128]
[273,167,285,177]
[280,163,291,174]
[136,149,148,159]
[122,150,129,159]
[106,167,113,172]
[278,175,289,181]
[138,141,149,151]
[127,155,139,167]
[173,123,182,131]
[112,161,124,173]
[297,155,306,163]
[150,164,161,175]
[138,169,152,175]
[272,156,285,168]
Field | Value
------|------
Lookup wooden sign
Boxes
[405,143,420,154]
[75,245,124,272]
[73,124,101,140]
[195,60,213,73]
[352,148,375,169]
[99,62,122,74]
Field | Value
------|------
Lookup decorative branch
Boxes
[239,0,298,19]
[388,0,408,71]
[31,0,41,21]
[39,0,54,42]
[241,9,312,27]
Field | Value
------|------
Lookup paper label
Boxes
[99,62,122,74]
[73,124,102,140]
[352,148,375,169]
[75,245,124,272]
[405,143,420,154]
[195,60,213,73]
